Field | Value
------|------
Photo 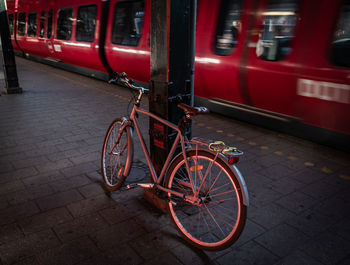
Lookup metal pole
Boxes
[0,0,21,94]
[146,0,197,211]
[190,0,197,107]
[149,0,196,173]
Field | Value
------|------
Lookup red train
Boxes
[5,0,350,150]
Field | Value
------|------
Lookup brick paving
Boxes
[0,57,350,265]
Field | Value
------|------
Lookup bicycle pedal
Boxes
[125,183,154,190]
[125,183,138,190]
[138,183,155,189]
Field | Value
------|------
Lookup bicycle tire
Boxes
[101,118,133,192]
[166,149,247,251]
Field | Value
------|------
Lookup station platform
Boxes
[1,58,349,265]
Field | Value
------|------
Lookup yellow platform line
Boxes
[321,167,333,174]
[304,162,315,167]
[340,174,350,180]
[191,121,345,177]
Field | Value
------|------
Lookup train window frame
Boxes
[111,0,145,47]
[8,14,14,35]
[76,4,97,43]
[39,10,45,38]
[17,12,26,36]
[27,12,37,37]
[56,7,73,40]
[330,0,350,68]
[47,9,53,39]
[256,0,300,62]
[214,0,243,56]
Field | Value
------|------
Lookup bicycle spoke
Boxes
[110,148,121,182]
[212,197,238,203]
[209,200,238,215]
[196,166,210,194]
[197,206,202,238]
[208,203,238,224]
[196,152,220,196]
[209,189,235,199]
[205,168,224,196]
[199,205,215,241]
[203,204,226,237]
[206,204,235,230]
[207,181,231,196]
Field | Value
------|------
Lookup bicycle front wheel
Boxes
[101,118,133,192]
[166,149,247,251]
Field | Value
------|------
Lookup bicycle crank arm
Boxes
[155,185,198,204]
[125,183,196,204]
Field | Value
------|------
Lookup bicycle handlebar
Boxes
[109,72,149,94]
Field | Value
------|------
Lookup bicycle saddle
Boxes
[178,103,209,116]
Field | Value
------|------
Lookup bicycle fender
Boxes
[232,165,249,207]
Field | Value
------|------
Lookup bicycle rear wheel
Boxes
[166,149,247,251]
[101,118,133,191]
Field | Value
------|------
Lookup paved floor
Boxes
[0,58,350,265]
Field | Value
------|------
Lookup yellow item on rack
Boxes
[209,141,237,153]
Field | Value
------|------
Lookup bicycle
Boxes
[101,72,249,251]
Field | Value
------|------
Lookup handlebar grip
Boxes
[108,78,117,84]
[108,71,147,93]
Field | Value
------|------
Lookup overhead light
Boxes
[262,11,295,16]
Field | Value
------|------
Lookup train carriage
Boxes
[5,0,350,149]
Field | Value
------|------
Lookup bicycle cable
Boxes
[126,88,138,117]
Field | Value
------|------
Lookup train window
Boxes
[18,12,26,36]
[331,0,350,68]
[57,7,73,40]
[214,0,243,56]
[111,0,144,46]
[40,11,45,38]
[48,10,53,38]
[8,14,14,35]
[76,5,97,42]
[27,12,37,37]
[257,0,299,61]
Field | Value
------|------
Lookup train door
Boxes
[13,0,47,57]
[15,1,27,53]
[194,0,249,104]
[295,0,350,135]
[50,1,76,63]
[5,0,18,51]
[34,0,50,57]
[244,0,302,117]
[104,0,150,82]
[45,1,55,57]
